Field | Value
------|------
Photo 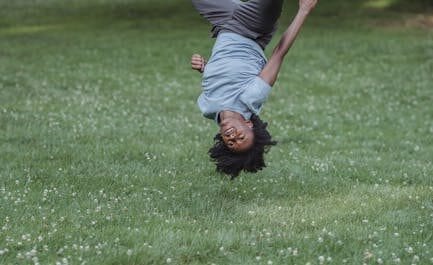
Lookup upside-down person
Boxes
[191,0,318,178]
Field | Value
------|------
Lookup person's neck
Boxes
[219,110,243,123]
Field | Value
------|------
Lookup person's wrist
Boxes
[298,7,311,16]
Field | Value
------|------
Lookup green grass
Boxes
[1,0,432,264]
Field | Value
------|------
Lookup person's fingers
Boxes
[192,62,204,69]
[191,54,202,60]
[191,61,202,67]
[191,55,205,72]
[191,59,201,65]
[191,63,202,70]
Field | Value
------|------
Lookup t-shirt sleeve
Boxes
[239,76,272,115]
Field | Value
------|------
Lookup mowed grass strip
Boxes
[0,0,432,264]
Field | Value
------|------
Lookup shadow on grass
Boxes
[1,0,432,33]
[0,0,199,30]
[388,0,433,12]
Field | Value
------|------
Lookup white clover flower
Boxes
[406,246,414,254]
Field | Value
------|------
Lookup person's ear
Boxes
[245,120,253,128]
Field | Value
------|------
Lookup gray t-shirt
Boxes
[197,32,271,122]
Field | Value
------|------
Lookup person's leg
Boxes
[191,0,238,27]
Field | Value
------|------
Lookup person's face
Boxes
[219,119,254,152]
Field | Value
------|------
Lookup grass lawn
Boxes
[0,0,432,264]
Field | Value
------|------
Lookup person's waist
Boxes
[214,32,266,57]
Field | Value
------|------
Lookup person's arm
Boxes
[191,54,207,73]
[259,0,318,86]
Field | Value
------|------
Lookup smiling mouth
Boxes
[224,127,234,136]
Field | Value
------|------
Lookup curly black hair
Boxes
[208,114,277,179]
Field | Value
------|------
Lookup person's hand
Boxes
[299,0,318,13]
[191,54,206,73]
